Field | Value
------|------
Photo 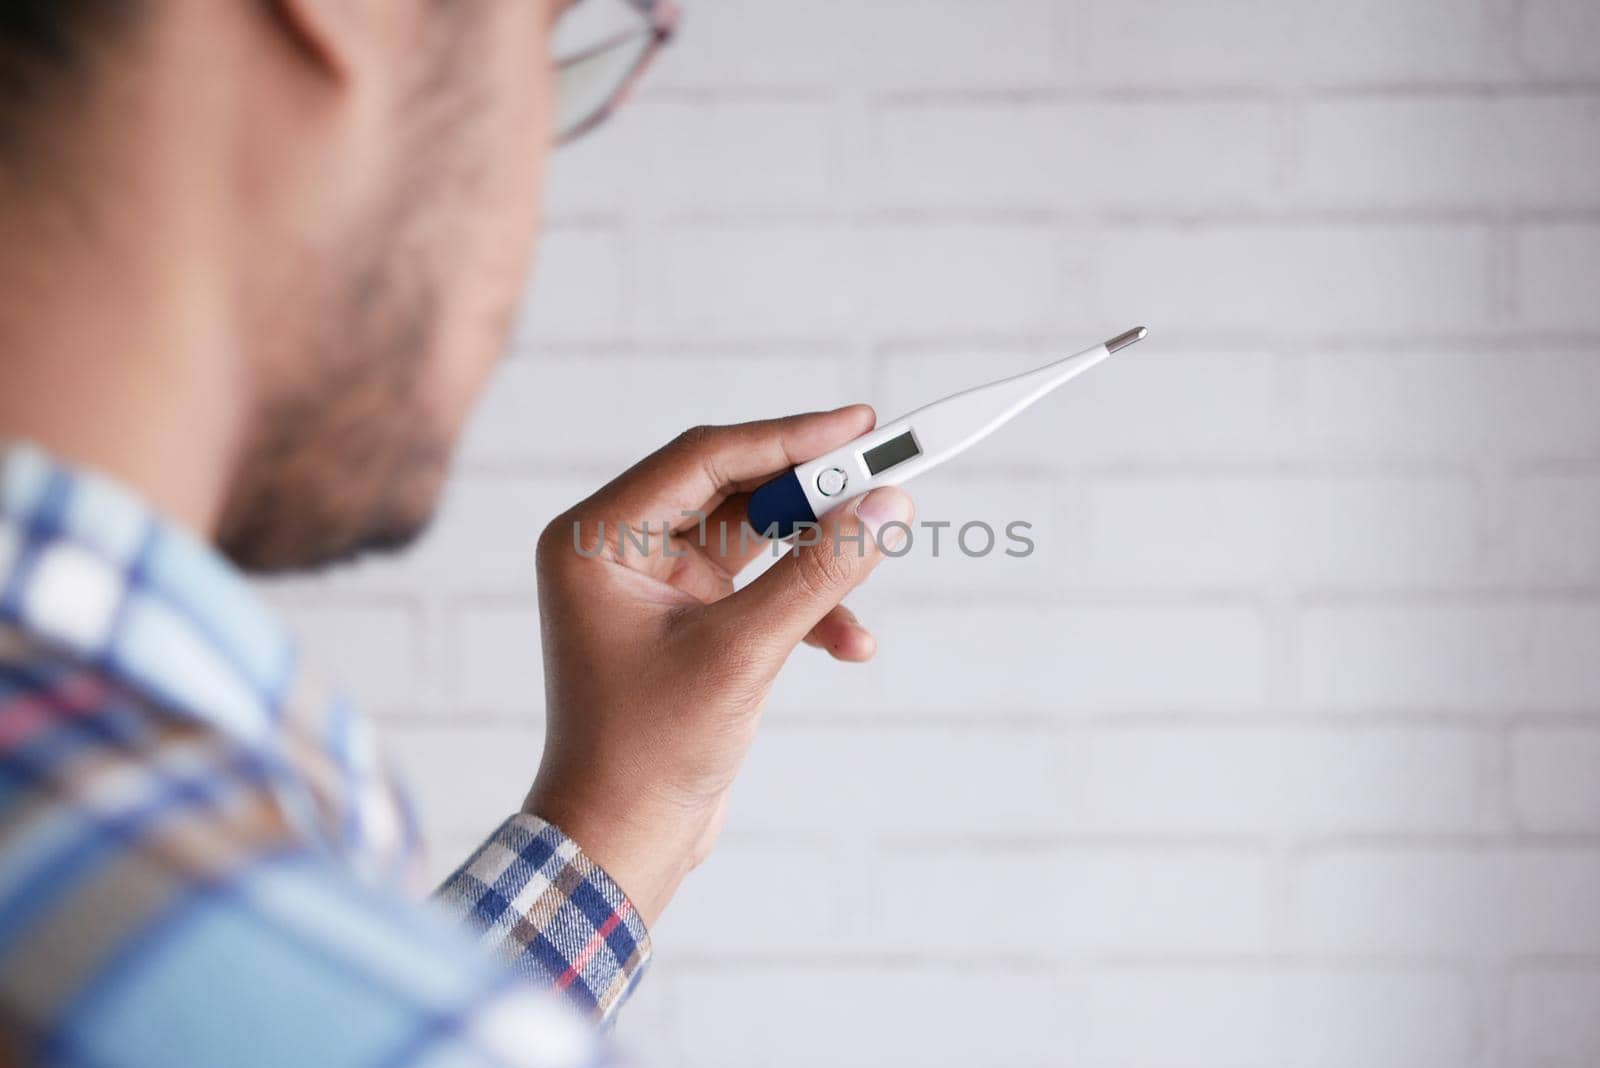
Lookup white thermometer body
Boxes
[747,326,1146,538]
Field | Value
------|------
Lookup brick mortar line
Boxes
[375,708,1600,728]
[867,83,1600,105]
[544,207,1600,226]
[647,952,1484,972]
[870,834,1600,852]
[873,588,1600,609]
[503,331,1600,354]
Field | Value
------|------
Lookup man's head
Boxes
[0,0,565,570]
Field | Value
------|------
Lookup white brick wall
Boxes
[259,2,1600,1064]
[1073,0,1504,86]
[1512,727,1600,831]
[1517,223,1600,329]
[873,98,1280,210]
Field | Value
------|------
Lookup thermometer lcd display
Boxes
[862,430,920,475]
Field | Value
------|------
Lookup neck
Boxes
[0,180,246,539]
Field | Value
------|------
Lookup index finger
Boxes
[576,405,877,527]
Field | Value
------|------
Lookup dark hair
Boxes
[0,1,132,156]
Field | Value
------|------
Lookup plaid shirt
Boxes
[0,443,650,1066]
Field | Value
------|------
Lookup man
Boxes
[0,1,915,1064]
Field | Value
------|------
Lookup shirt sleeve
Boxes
[434,814,654,1027]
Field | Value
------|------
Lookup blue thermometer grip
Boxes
[747,470,817,539]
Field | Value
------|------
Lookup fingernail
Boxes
[855,487,914,554]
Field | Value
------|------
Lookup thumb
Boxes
[709,486,915,654]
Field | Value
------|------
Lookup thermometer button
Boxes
[815,467,848,497]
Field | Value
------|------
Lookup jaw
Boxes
[216,385,455,574]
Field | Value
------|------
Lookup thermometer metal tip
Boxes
[1105,326,1147,353]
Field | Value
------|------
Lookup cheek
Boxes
[427,24,556,438]
[494,9,557,252]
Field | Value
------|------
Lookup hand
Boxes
[524,406,915,925]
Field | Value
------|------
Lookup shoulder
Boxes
[0,628,594,1067]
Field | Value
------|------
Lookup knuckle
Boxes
[669,422,741,490]
[672,423,720,454]
[794,543,857,599]
[536,508,588,570]
[535,512,567,558]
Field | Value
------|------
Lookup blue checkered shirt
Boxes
[0,443,651,1066]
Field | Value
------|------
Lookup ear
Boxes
[265,0,382,81]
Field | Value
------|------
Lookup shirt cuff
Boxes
[434,813,652,1026]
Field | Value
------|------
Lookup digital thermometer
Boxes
[747,326,1147,538]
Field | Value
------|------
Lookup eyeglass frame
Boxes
[553,0,681,145]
